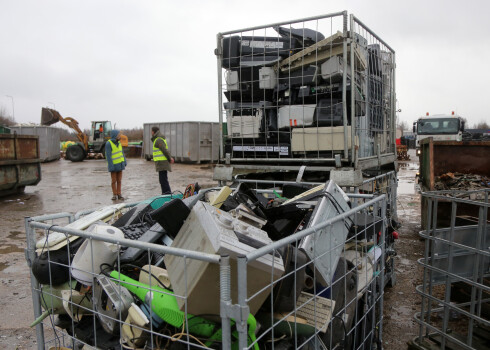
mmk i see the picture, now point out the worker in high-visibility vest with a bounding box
[105,129,127,200]
[151,126,174,194]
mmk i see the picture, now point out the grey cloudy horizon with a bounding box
[1,0,489,130]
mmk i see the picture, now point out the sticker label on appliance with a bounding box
[241,40,284,49]
[232,145,289,155]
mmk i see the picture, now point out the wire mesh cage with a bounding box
[411,189,490,350]
[25,179,394,350]
[216,12,396,171]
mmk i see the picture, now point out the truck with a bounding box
[41,108,128,162]
[413,112,465,155]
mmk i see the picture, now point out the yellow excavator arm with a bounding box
[41,108,88,151]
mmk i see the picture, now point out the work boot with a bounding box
[111,195,117,200]
[118,195,125,200]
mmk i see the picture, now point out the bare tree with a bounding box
[397,120,409,131]
[474,120,489,129]
[0,105,15,126]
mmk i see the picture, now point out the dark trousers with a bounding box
[158,170,171,194]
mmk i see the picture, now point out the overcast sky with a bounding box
[1,0,489,130]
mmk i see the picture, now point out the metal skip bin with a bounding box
[143,122,219,163]
[0,133,41,196]
[9,125,61,162]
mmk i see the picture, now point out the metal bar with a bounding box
[350,14,357,166]
[342,12,349,160]
[219,11,346,36]
[378,198,387,343]
[234,178,324,186]
[236,256,249,350]
[220,255,232,349]
[421,192,490,207]
[416,259,490,294]
[25,217,45,350]
[231,157,337,163]
[29,212,73,222]
[414,287,490,323]
[362,170,396,184]
[413,313,483,350]
[351,15,395,53]
[440,201,457,349]
[217,33,224,161]
[418,231,490,259]
[28,221,221,264]
[468,204,486,346]
[229,164,336,171]
[392,52,397,154]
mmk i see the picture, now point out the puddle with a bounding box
[398,179,416,195]
[0,245,24,254]
[7,231,24,240]
[396,305,414,317]
[398,258,411,266]
[92,168,108,173]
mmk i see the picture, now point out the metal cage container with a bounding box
[411,189,490,350]
[25,179,394,349]
[215,11,396,177]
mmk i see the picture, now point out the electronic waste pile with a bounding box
[27,180,397,350]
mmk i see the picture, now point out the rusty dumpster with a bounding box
[419,138,490,228]
[0,133,42,196]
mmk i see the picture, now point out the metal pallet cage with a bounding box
[25,178,395,350]
[411,189,490,350]
[216,11,396,174]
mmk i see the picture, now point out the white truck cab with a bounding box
[413,112,465,155]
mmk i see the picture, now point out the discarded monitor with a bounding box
[299,181,352,286]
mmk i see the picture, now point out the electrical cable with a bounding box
[170,318,208,348]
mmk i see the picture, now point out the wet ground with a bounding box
[0,153,422,349]
[0,158,215,349]
[383,149,424,348]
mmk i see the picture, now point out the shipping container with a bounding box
[0,133,41,196]
[143,122,219,163]
[10,125,61,162]
[214,11,397,185]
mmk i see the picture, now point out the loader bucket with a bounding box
[41,107,61,126]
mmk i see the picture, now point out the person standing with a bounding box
[151,126,174,194]
[106,129,127,200]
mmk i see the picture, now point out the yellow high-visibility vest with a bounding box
[153,137,168,161]
[108,140,124,164]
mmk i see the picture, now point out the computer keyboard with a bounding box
[120,223,169,264]
[119,222,151,241]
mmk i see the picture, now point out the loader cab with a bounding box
[90,121,112,142]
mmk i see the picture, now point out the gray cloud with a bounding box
[1,0,489,129]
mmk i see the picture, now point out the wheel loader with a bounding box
[41,107,128,162]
